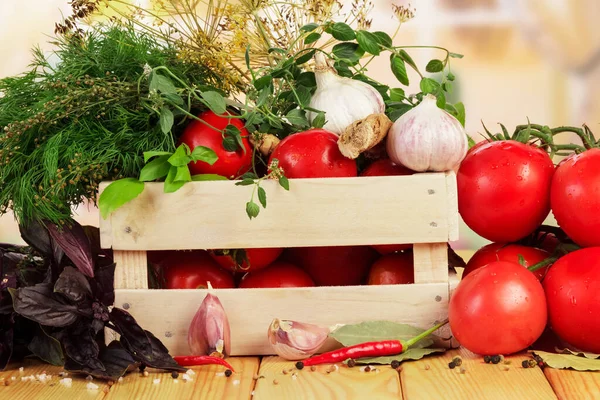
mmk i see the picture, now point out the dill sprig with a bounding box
[0,23,229,224]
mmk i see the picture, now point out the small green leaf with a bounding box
[286,109,309,127]
[447,71,456,81]
[304,32,321,44]
[164,166,185,193]
[159,107,174,134]
[467,134,476,148]
[332,43,364,63]
[454,102,466,127]
[278,176,290,191]
[442,81,453,93]
[354,348,447,365]
[254,75,273,91]
[398,50,418,71]
[295,86,312,107]
[296,49,316,65]
[191,174,228,181]
[330,22,355,41]
[241,172,259,180]
[449,52,464,59]
[296,72,316,88]
[334,60,353,77]
[372,31,393,47]
[420,78,440,94]
[98,178,145,219]
[139,155,170,182]
[312,112,326,128]
[356,30,381,55]
[222,136,237,152]
[224,124,241,138]
[246,201,260,219]
[150,73,177,94]
[174,165,191,182]
[389,88,405,102]
[388,104,413,121]
[167,145,191,167]
[144,151,171,162]
[257,186,267,208]
[390,55,409,86]
[300,23,319,32]
[164,92,184,105]
[256,87,271,107]
[235,178,255,186]
[191,146,218,165]
[201,91,227,115]
[425,59,445,73]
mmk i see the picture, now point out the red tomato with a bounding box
[178,110,252,179]
[457,140,555,242]
[551,149,600,247]
[463,243,551,281]
[543,247,600,353]
[449,261,547,355]
[360,158,414,254]
[286,245,378,286]
[367,252,414,285]
[238,261,315,288]
[209,248,283,273]
[268,129,357,178]
[162,250,235,289]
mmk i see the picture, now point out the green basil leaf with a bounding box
[295,85,312,107]
[373,31,393,47]
[330,22,355,41]
[390,55,409,85]
[256,87,271,107]
[222,136,237,152]
[164,92,184,106]
[191,146,218,165]
[167,145,190,167]
[286,109,309,127]
[143,151,171,163]
[420,77,440,94]
[224,124,241,138]
[312,112,326,128]
[173,165,191,182]
[454,102,466,127]
[164,166,185,193]
[242,172,259,180]
[235,178,255,186]
[191,174,228,181]
[334,60,353,77]
[398,50,418,71]
[449,52,464,59]
[304,32,321,45]
[425,59,445,73]
[356,30,381,55]
[278,176,290,191]
[388,104,413,122]
[200,91,227,115]
[389,88,405,102]
[139,155,170,182]
[442,81,453,93]
[150,73,177,94]
[98,178,144,219]
[159,107,174,134]
[296,49,316,65]
[246,201,260,219]
[436,91,446,109]
[257,186,267,208]
[447,72,456,81]
[254,75,273,91]
[300,23,319,32]
[332,43,364,63]
[296,72,316,88]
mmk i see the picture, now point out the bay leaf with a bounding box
[558,347,600,359]
[532,350,600,371]
[330,320,434,349]
[353,347,447,365]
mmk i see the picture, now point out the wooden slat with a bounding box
[104,357,259,400]
[99,172,457,251]
[252,356,402,399]
[113,250,148,290]
[0,358,108,400]
[544,368,600,400]
[413,243,449,284]
[445,171,459,242]
[114,278,454,356]
[400,348,558,400]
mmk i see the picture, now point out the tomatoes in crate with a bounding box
[367,252,414,285]
[209,248,283,273]
[161,250,235,289]
[238,261,315,288]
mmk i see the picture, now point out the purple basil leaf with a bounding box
[57,323,102,371]
[10,283,84,327]
[18,220,53,257]
[90,262,115,306]
[54,267,92,304]
[82,226,113,262]
[47,221,94,278]
[64,341,137,380]
[109,308,152,359]
[0,321,13,370]
[28,325,64,366]
[91,318,105,335]
[141,330,185,372]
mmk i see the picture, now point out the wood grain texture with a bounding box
[114,278,453,356]
[113,250,148,290]
[104,357,259,400]
[413,243,449,284]
[0,358,108,400]
[544,368,600,400]
[400,348,558,400]
[253,356,401,400]
[445,171,459,242]
[98,172,457,251]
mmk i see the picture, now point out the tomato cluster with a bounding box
[450,138,600,356]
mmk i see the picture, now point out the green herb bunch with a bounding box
[0,23,228,225]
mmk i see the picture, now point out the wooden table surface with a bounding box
[2,349,599,399]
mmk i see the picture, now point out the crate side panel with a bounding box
[115,282,451,356]
[102,174,452,250]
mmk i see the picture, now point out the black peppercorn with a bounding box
[491,355,501,364]
[483,355,491,363]
[225,369,232,377]
[521,360,530,368]
[171,371,179,379]
[391,360,400,369]
[448,361,456,369]
[295,361,304,370]
[347,359,356,368]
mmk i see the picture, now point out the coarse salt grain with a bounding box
[182,373,192,382]
[292,374,297,381]
[251,390,255,397]
[11,377,15,381]
[18,367,24,373]
[233,380,240,386]
[153,378,160,384]
[118,377,124,383]
[173,379,179,384]
[86,382,99,390]
[37,373,48,383]
[215,372,225,377]
[21,377,29,382]
[60,378,72,388]
[186,369,195,376]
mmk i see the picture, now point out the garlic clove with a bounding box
[267,318,330,360]
[308,53,385,135]
[188,284,231,357]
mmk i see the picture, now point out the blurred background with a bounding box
[1,0,599,250]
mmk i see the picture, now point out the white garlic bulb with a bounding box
[386,94,468,172]
[308,52,385,135]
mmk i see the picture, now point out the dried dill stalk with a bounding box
[0,23,228,225]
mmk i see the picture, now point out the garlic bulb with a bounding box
[308,52,385,135]
[386,94,468,171]
[188,287,231,357]
[267,318,329,361]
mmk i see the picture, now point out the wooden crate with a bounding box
[99,171,460,356]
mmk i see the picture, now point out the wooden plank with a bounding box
[0,358,108,400]
[113,250,148,289]
[400,348,558,400]
[104,357,259,400]
[544,368,600,400]
[114,278,453,356]
[413,243,449,284]
[252,356,401,399]
[99,173,455,251]
[445,171,460,241]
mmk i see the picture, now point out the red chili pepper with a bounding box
[173,355,235,372]
[299,340,403,367]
